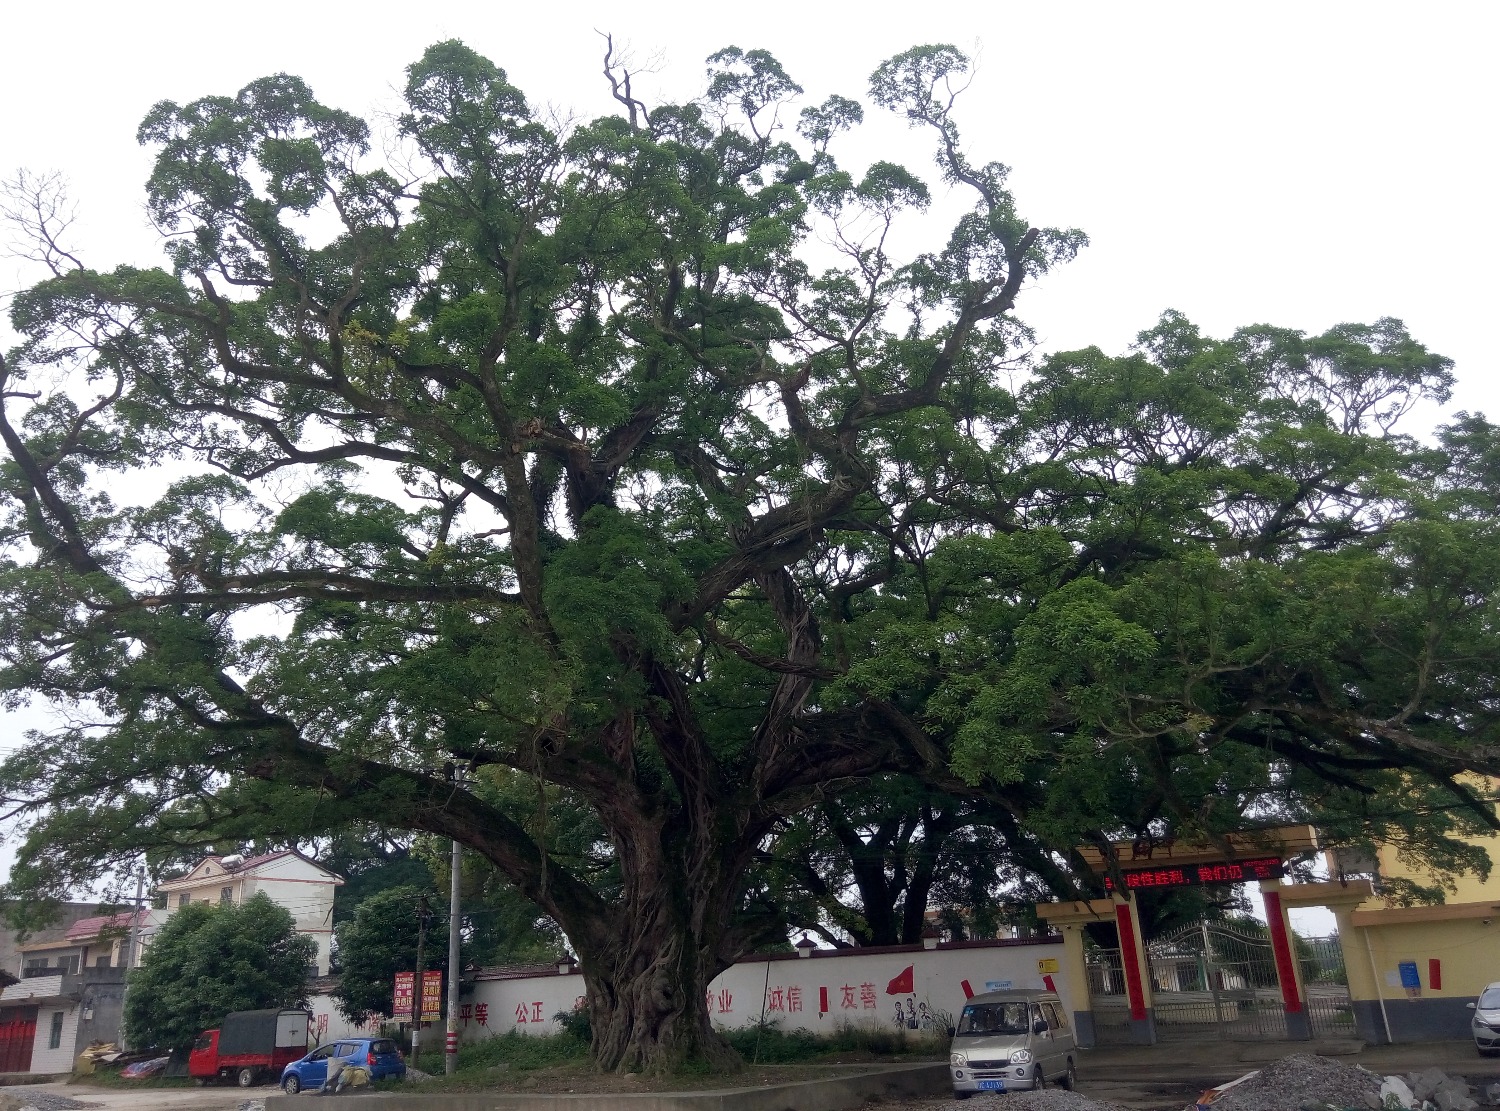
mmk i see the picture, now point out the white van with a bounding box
[947,989,1078,1096]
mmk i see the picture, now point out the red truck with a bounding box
[188,1008,311,1087]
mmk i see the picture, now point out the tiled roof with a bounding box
[64,911,145,942]
[227,850,294,872]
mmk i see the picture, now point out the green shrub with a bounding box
[722,1018,930,1063]
[452,1029,591,1074]
[553,1003,592,1044]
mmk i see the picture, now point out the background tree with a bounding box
[2,36,1497,1075]
[122,893,314,1050]
[757,778,1066,946]
[331,885,446,1025]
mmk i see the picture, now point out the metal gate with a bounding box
[1083,945,1134,1044]
[0,1006,36,1073]
[1298,934,1354,1037]
[1145,921,1285,1040]
[1085,921,1346,1043]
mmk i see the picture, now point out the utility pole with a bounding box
[412,894,429,1069]
[445,836,462,1075]
[128,867,145,969]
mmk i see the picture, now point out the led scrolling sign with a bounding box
[1103,855,1284,892]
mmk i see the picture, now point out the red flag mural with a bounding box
[885,965,914,995]
[960,979,974,999]
[819,986,829,1014]
[1042,974,1057,993]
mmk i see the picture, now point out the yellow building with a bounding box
[1318,778,1500,1044]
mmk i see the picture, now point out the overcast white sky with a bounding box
[0,1,1495,914]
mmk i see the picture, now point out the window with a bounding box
[48,1011,64,1050]
[956,1002,1029,1035]
[1031,1004,1049,1031]
[94,955,111,968]
[177,893,190,908]
[220,886,233,905]
[1043,1002,1067,1031]
[60,955,80,976]
[23,961,48,978]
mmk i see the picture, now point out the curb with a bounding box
[264,1061,949,1111]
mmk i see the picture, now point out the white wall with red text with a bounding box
[450,939,1064,1042]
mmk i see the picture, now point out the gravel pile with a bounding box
[1209,1055,1380,1111]
[237,1101,266,1111]
[0,1092,91,1111]
[906,1091,1126,1111]
[405,1066,433,1082]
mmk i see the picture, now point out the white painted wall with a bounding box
[456,941,1065,1043]
[29,1002,80,1075]
[306,992,384,1046]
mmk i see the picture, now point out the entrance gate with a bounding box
[1146,921,1285,1040]
[1298,934,1355,1037]
[1084,923,1353,1043]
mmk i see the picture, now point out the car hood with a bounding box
[954,1033,1029,1058]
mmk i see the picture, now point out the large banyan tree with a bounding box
[2,39,1499,1071]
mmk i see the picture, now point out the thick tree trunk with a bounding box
[583,915,739,1074]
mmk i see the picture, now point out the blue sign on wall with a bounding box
[1398,961,1421,990]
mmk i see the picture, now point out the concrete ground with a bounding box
[0,1078,273,1108]
[1074,1038,1500,1109]
[9,1041,1500,1111]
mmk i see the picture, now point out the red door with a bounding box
[0,1006,37,1073]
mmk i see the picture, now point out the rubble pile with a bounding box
[1201,1056,1490,1111]
[958,1091,1125,1111]
[0,1093,89,1111]
[1379,1067,1480,1111]
[1207,1055,1381,1111]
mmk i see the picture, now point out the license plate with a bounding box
[978,1081,1005,1091]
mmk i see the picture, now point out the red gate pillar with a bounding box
[1260,880,1312,1040]
[1112,891,1157,1045]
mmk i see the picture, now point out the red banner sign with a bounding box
[421,973,443,1021]
[393,971,415,1020]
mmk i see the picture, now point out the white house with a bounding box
[148,850,343,976]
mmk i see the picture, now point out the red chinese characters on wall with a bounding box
[704,987,735,1015]
[474,1003,489,1027]
[514,1002,546,1023]
[459,1003,473,1027]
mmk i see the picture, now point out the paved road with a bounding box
[0,1079,272,1109]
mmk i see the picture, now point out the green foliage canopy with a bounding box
[122,892,315,1051]
[0,35,1497,1070]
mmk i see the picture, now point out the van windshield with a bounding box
[193,1034,213,1051]
[956,1002,1030,1036]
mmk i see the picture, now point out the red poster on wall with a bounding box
[393,972,415,1020]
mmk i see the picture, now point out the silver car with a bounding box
[948,989,1078,1096]
[1470,981,1500,1057]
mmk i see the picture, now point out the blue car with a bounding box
[280,1037,406,1093]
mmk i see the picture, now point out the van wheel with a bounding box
[1061,1060,1077,1090]
[1035,1069,1047,1091]
[237,1067,257,1087]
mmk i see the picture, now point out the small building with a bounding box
[147,851,343,976]
[0,913,138,1073]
